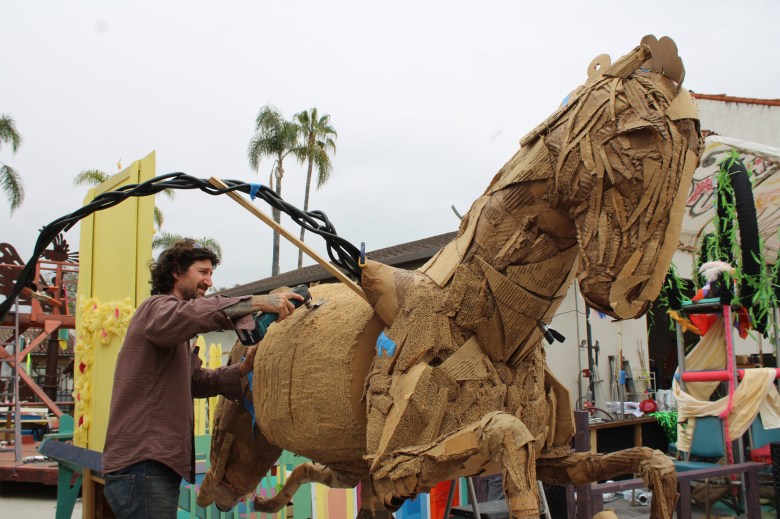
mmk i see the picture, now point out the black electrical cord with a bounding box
[0,173,363,322]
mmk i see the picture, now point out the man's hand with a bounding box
[239,345,257,377]
[253,292,304,321]
[224,291,306,321]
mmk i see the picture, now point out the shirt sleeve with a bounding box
[190,349,244,400]
[141,295,251,348]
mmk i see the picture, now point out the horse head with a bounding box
[365,37,702,333]
[482,36,702,321]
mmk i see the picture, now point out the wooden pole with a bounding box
[207,177,368,302]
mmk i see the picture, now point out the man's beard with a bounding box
[184,284,208,300]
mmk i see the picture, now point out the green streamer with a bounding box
[651,411,678,444]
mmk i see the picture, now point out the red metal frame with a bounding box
[0,259,78,420]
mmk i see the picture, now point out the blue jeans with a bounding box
[103,459,182,518]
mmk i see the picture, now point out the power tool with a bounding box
[236,284,312,346]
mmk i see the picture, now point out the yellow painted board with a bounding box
[74,152,156,451]
[194,337,207,436]
[207,342,223,434]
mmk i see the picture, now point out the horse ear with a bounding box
[586,54,611,80]
[640,35,685,84]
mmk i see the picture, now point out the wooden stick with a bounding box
[208,177,368,301]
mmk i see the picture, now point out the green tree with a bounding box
[73,168,173,229]
[0,114,24,213]
[152,231,223,260]
[247,105,300,276]
[293,107,337,269]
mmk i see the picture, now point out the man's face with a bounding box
[172,259,214,300]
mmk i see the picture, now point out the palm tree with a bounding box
[293,108,337,269]
[0,114,24,213]
[152,231,223,260]
[247,105,300,276]
[74,168,173,229]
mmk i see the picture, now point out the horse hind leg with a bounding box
[253,463,361,514]
[536,447,677,519]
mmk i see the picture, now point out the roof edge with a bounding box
[691,92,780,107]
[216,231,457,297]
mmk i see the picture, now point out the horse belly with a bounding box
[253,283,383,466]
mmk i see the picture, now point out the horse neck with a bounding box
[451,176,580,363]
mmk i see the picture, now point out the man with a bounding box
[102,239,303,518]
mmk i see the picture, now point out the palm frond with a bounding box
[158,188,175,201]
[249,106,301,173]
[1,163,24,212]
[152,232,223,260]
[255,105,284,131]
[248,135,280,171]
[0,115,22,153]
[320,135,337,154]
[198,237,223,259]
[153,206,164,229]
[313,148,333,188]
[152,231,184,252]
[73,169,109,187]
[293,108,337,186]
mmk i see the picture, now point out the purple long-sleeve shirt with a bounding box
[103,294,250,482]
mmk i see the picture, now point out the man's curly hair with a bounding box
[150,239,220,295]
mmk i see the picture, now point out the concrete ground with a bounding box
[0,481,82,518]
[603,490,776,518]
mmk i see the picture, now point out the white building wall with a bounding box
[546,284,652,413]
[695,98,780,148]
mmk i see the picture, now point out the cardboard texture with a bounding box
[197,343,283,510]
[200,36,701,519]
[254,283,383,467]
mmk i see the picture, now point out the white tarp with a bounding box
[680,135,780,264]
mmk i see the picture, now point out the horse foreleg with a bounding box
[536,447,677,519]
[253,463,360,513]
[372,411,540,519]
[478,412,539,517]
[357,477,394,519]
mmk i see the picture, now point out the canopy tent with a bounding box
[680,135,780,264]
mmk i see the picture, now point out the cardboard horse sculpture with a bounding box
[198,36,702,519]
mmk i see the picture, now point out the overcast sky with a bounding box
[2,1,779,290]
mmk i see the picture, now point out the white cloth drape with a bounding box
[673,316,780,452]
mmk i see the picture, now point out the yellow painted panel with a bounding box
[74,152,156,451]
[194,337,207,436]
[207,342,223,434]
[135,152,156,300]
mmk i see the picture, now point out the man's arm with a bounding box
[191,345,256,400]
[222,292,304,322]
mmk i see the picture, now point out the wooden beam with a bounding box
[82,469,97,519]
[208,177,368,301]
[0,313,75,329]
[18,320,61,359]
[17,367,63,418]
[0,342,13,361]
